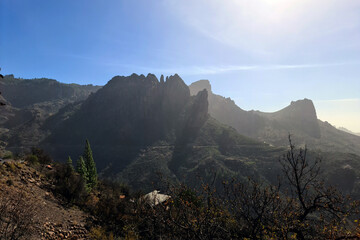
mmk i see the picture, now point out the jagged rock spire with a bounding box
[160,75,164,84]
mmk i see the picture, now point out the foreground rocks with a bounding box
[41,221,88,240]
[0,161,91,239]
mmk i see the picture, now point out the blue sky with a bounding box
[1,0,360,132]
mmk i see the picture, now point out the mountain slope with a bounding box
[42,74,283,190]
[2,74,360,195]
[255,98,320,138]
[0,74,101,108]
[0,75,102,152]
[189,80,268,137]
[0,161,90,239]
[189,80,360,156]
[338,127,360,137]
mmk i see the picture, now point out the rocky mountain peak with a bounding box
[165,74,189,92]
[272,98,321,138]
[288,98,318,120]
[186,89,209,130]
[43,73,210,169]
[189,80,212,96]
[290,98,314,108]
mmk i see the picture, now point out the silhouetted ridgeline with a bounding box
[190,80,360,156]
[0,75,101,150]
[0,74,101,107]
[41,74,282,190]
[1,73,360,194]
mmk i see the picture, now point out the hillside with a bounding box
[0,161,91,239]
[338,126,360,137]
[2,74,360,193]
[2,151,360,239]
[41,74,284,190]
[189,80,360,156]
[1,73,360,240]
[0,75,101,108]
[0,75,101,152]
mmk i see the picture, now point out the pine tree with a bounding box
[76,156,87,180]
[83,139,97,189]
[67,156,74,171]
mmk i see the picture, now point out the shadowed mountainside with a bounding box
[189,80,360,156]
[0,74,101,108]
[338,126,360,137]
[41,74,284,190]
[0,75,101,151]
[2,74,360,193]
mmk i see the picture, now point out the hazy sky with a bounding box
[1,0,359,132]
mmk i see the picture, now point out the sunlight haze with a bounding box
[1,0,359,131]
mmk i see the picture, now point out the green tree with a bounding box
[67,156,74,171]
[83,139,97,190]
[76,156,88,180]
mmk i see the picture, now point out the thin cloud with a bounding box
[107,62,360,76]
[60,52,360,76]
[316,98,360,103]
[267,62,355,69]
[173,62,360,75]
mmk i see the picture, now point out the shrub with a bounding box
[51,163,87,203]
[25,155,38,165]
[89,226,114,240]
[0,185,39,239]
[3,152,13,159]
[30,147,52,164]
[6,162,17,173]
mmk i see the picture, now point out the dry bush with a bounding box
[0,185,40,240]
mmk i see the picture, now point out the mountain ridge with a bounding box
[1,73,360,192]
[0,74,101,108]
[0,75,102,152]
[40,74,284,190]
[189,79,360,156]
[338,126,360,137]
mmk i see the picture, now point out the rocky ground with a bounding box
[0,160,92,239]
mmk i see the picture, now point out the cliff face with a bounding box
[46,74,205,145]
[189,80,360,157]
[262,99,321,139]
[43,74,285,191]
[189,81,321,140]
[178,89,209,144]
[189,80,212,96]
[189,80,266,137]
[190,80,322,140]
[43,74,209,171]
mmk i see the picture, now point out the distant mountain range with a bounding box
[1,74,360,193]
[189,80,360,157]
[0,75,100,149]
[41,74,282,190]
[0,74,101,108]
[338,127,360,137]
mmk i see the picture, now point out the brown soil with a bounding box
[0,161,91,239]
